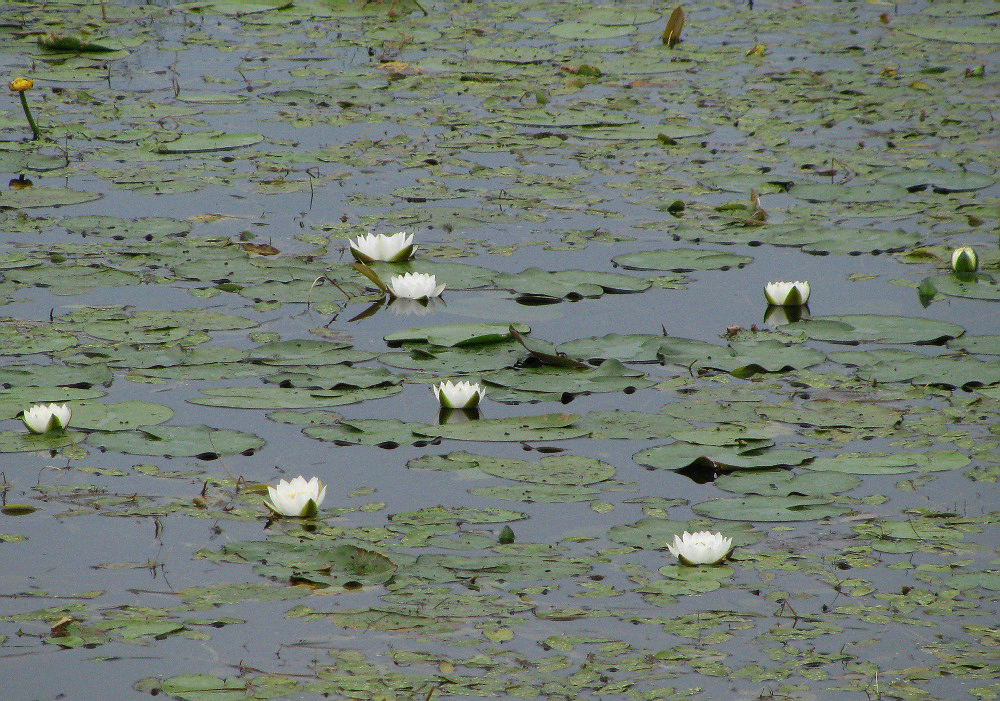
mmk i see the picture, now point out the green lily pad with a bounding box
[756,400,903,428]
[263,365,400,390]
[904,25,1000,44]
[0,430,87,453]
[248,339,377,366]
[831,348,1000,388]
[483,359,653,396]
[189,386,401,409]
[804,451,970,475]
[0,187,102,209]
[304,418,436,447]
[380,346,521,373]
[788,182,910,203]
[692,496,850,522]
[612,248,752,272]
[715,469,860,496]
[87,425,264,458]
[780,314,965,345]
[416,413,588,442]
[879,169,996,193]
[453,451,614,485]
[634,442,812,472]
[221,539,397,587]
[0,364,112,388]
[385,323,530,348]
[492,267,650,301]
[70,401,174,431]
[469,484,601,503]
[153,131,264,154]
[609,518,762,549]
[919,273,1000,302]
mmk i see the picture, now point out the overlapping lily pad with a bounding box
[780,315,965,345]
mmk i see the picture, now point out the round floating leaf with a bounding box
[389,505,526,525]
[0,187,102,209]
[0,364,112,388]
[613,248,752,272]
[609,518,762,549]
[153,131,264,153]
[581,8,660,25]
[469,484,601,503]
[493,267,650,300]
[548,21,636,40]
[804,451,970,475]
[780,314,964,345]
[222,540,397,587]
[756,400,902,428]
[788,183,909,203]
[557,334,666,363]
[575,410,689,439]
[304,418,434,447]
[380,347,520,373]
[692,496,850,522]
[0,430,86,453]
[248,339,376,366]
[919,273,1000,302]
[263,365,400,390]
[944,572,1000,591]
[715,469,860,496]
[904,25,1000,44]
[460,453,615,485]
[71,401,173,431]
[88,425,264,457]
[576,124,710,140]
[831,347,1000,388]
[385,323,530,348]
[634,442,812,471]
[484,360,653,395]
[879,169,996,193]
[415,413,588,442]
[189,386,401,409]
[467,46,557,64]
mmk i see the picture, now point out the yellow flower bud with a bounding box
[9,78,34,92]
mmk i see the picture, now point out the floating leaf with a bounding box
[780,314,964,345]
[87,425,264,458]
[153,131,264,154]
[693,496,850,522]
[613,248,752,272]
[385,323,530,348]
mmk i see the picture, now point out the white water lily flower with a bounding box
[387,272,445,300]
[22,403,72,433]
[265,475,326,518]
[432,380,485,409]
[349,232,415,263]
[764,280,810,306]
[951,246,978,273]
[667,530,733,566]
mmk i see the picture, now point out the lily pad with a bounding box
[385,323,529,348]
[87,425,264,458]
[634,442,812,472]
[70,401,174,431]
[804,451,970,475]
[189,386,401,409]
[221,539,397,587]
[153,131,264,154]
[715,469,860,496]
[613,248,752,272]
[692,496,850,522]
[780,315,964,345]
[0,187,102,209]
[453,451,615,485]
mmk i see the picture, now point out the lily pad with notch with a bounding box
[779,314,964,345]
[221,539,397,587]
[612,248,752,272]
[692,495,850,522]
[189,386,401,409]
[87,424,264,458]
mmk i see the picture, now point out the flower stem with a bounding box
[18,91,41,140]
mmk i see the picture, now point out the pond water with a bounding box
[1,0,998,699]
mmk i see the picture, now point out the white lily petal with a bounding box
[387,272,445,300]
[266,475,327,517]
[667,530,732,565]
[432,380,485,409]
[22,403,71,433]
[764,280,810,306]
[349,232,415,262]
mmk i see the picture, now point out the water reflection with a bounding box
[763,303,810,326]
[438,407,481,424]
[390,297,446,316]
